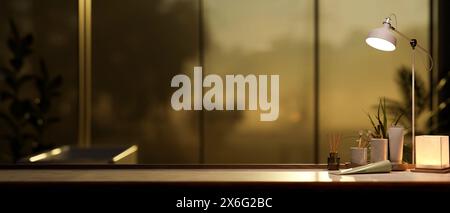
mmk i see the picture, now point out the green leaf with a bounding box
[393,112,404,126]
[377,99,381,121]
[367,113,377,131]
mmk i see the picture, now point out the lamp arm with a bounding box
[390,27,434,72]
[390,28,427,52]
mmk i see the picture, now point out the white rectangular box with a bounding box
[416,135,449,169]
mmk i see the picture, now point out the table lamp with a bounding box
[365,14,434,165]
[415,135,449,171]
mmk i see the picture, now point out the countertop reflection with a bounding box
[0,169,450,182]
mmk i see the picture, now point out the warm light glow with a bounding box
[29,153,48,162]
[365,37,396,51]
[416,135,449,169]
[50,148,62,155]
[28,148,63,162]
[113,145,138,162]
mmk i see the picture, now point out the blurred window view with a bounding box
[202,0,314,163]
[91,0,201,164]
[0,0,78,163]
[0,0,436,164]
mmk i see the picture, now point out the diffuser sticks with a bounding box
[328,133,342,154]
[327,133,342,170]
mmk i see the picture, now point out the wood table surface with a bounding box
[1,165,449,206]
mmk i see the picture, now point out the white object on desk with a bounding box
[370,138,387,162]
[351,147,367,165]
[388,126,404,163]
[416,135,449,169]
[330,160,392,175]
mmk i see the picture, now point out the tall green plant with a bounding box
[367,98,388,138]
[367,98,404,139]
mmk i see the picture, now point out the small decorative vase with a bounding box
[327,152,340,170]
[350,147,367,165]
[388,126,404,164]
[370,138,388,163]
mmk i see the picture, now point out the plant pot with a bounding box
[388,126,404,164]
[350,147,367,165]
[370,138,388,163]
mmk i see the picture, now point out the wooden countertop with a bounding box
[1,166,450,207]
[1,168,450,183]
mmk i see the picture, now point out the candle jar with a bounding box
[327,152,340,170]
[351,147,368,165]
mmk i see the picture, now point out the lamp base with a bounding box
[411,167,450,173]
[391,162,408,171]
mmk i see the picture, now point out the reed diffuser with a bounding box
[327,133,342,170]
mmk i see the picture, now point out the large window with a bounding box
[0,0,432,164]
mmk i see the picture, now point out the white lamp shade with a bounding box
[365,24,397,51]
[416,135,449,169]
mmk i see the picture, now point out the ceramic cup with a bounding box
[351,147,368,165]
[370,138,388,163]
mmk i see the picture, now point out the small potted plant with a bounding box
[350,130,369,165]
[367,98,389,163]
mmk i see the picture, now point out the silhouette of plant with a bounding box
[385,66,449,134]
[384,66,450,162]
[367,97,403,139]
[0,20,62,162]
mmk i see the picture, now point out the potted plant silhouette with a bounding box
[367,98,403,163]
[0,20,62,163]
[384,66,450,163]
[367,98,389,163]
